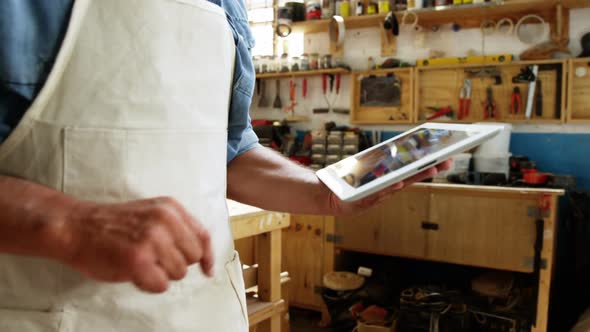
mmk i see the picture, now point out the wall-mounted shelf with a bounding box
[290,0,573,58]
[350,68,414,124]
[256,68,350,80]
[567,57,590,123]
[291,0,573,33]
[415,59,567,124]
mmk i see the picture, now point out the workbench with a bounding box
[228,200,290,332]
[282,183,564,332]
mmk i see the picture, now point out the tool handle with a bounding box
[329,74,335,93]
[303,78,307,98]
[322,74,327,95]
[336,74,341,94]
[535,80,543,117]
[289,80,295,101]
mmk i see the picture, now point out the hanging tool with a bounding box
[482,86,497,119]
[273,79,282,109]
[426,106,454,120]
[458,79,471,120]
[510,87,522,114]
[513,65,539,119]
[258,79,269,107]
[535,80,543,117]
[302,78,307,99]
[282,79,297,114]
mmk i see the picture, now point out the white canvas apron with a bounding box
[0,0,248,331]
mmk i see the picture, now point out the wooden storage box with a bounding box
[568,57,590,123]
[415,60,567,124]
[350,68,414,124]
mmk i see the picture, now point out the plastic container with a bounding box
[434,153,471,182]
[474,122,512,156]
[474,153,512,177]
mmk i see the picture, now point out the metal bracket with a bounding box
[326,234,343,244]
[523,257,547,270]
[528,206,550,219]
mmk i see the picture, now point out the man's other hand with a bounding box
[51,197,213,293]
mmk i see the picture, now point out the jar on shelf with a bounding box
[291,56,300,71]
[321,54,332,69]
[253,56,261,73]
[301,53,310,71]
[260,56,269,73]
[280,53,290,72]
[367,1,378,14]
[378,0,389,13]
[268,55,279,72]
[310,53,320,70]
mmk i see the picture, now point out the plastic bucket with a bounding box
[473,153,512,177]
[474,122,512,156]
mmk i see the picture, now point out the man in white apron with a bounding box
[0,0,450,331]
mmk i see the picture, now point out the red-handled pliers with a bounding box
[510,87,522,114]
[458,79,471,120]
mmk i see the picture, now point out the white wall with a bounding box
[250,8,590,134]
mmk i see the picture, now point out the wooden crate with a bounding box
[415,60,567,124]
[568,57,590,123]
[350,68,414,124]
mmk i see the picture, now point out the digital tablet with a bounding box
[316,123,504,202]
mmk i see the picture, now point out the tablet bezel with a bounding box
[316,123,503,202]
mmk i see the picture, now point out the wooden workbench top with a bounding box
[227,200,290,240]
[409,182,565,196]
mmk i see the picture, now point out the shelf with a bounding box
[415,59,567,124]
[247,298,285,327]
[290,0,579,34]
[567,57,590,123]
[256,68,350,79]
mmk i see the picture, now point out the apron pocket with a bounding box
[63,127,227,203]
[224,251,249,325]
[0,308,67,332]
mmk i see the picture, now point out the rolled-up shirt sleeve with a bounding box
[225,1,260,163]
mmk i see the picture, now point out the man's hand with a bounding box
[327,160,453,217]
[54,197,213,293]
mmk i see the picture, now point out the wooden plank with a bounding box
[256,68,350,80]
[407,182,565,196]
[231,211,289,240]
[282,215,326,310]
[532,195,559,332]
[426,191,539,272]
[258,230,282,302]
[243,264,259,290]
[235,237,256,266]
[568,57,590,122]
[257,229,282,332]
[336,191,430,258]
[247,298,286,327]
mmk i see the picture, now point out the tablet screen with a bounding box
[330,128,473,188]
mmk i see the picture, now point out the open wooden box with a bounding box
[415,59,567,124]
[350,68,414,124]
[568,57,590,123]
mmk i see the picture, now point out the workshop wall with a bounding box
[250,8,590,189]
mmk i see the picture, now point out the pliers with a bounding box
[510,87,522,114]
[458,79,472,120]
[427,106,453,120]
[483,86,497,119]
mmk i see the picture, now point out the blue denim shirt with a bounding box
[0,0,258,163]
